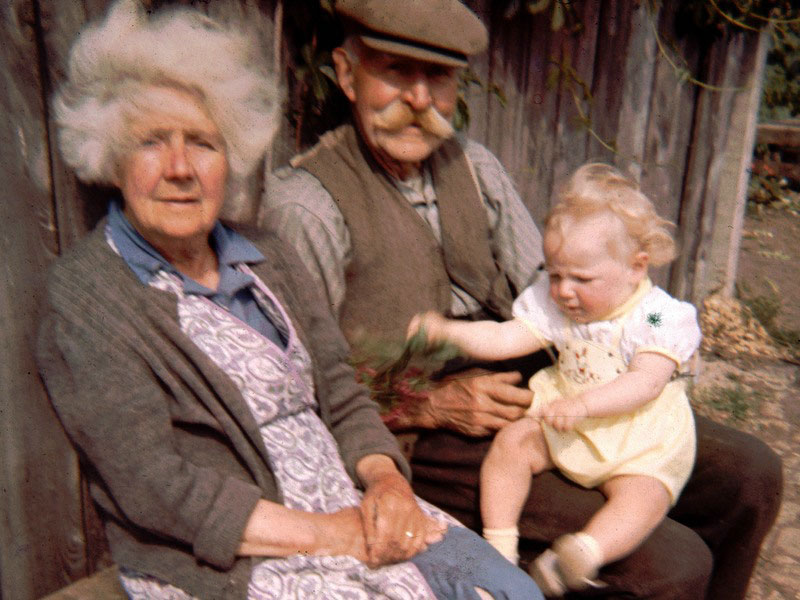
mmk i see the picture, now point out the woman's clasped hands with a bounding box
[355,454,446,567]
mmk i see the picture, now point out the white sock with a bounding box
[483,526,520,564]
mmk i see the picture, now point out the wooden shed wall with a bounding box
[0,1,765,598]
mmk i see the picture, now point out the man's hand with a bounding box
[357,455,445,567]
[389,369,532,437]
[531,396,588,432]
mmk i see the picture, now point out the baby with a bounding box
[410,163,701,596]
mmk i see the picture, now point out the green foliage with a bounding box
[281,1,351,149]
[349,329,463,414]
[761,28,800,120]
[502,0,583,33]
[693,383,760,422]
[675,1,798,38]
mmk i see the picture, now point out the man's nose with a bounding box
[402,77,433,111]
[164,134,191,179]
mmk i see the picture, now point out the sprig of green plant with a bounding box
[349,329,463,414]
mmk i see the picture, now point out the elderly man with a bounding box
[263,1,782,598]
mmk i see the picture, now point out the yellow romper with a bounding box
[517,279,697,504]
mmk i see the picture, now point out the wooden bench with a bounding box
[41,567,126,600]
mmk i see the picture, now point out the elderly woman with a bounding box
[36,2,542,599]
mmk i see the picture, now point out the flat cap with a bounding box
[335,0,488,68]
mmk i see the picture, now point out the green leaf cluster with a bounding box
[675,0,798,38]
[349,329,463,414]
[761,28,800,120]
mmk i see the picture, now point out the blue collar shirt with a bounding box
[107,200,286,348]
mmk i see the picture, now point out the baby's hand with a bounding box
[532,396,588,432]
[407,311,449,343]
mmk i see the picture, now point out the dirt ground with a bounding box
[691,205,800,600]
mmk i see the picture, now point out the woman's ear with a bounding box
[332,47,357,103]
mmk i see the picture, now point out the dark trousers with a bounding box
[410,415,782,599]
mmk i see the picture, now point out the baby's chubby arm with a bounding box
[532,352,677,431]
[408,312,546,361]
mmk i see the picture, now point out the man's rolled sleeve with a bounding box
[263,169,352,316]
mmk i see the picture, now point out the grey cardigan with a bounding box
[36,220,410,599]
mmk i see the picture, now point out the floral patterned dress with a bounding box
[120,262,457,599]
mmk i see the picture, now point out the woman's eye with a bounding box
[576,277,592,284]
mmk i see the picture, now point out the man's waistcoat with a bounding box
[294,123,513,345]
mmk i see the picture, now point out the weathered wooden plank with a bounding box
[483,6,541,194]
[637,4,701,289]
[481,5,565,223]
[586,0,636,165]
[513,8,563,223]
[669,27,756,304]
[547,0,601,190]
[38,1,111,251]
[608,2,658,181]
[35,1,121,586]
[756,120,800,148]
[0,2,87,599]
[463,0,492,145]
[708,30,769,298]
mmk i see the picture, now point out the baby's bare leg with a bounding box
[480,417,553,563]
[481,417,553,529]
[584,474,671,564]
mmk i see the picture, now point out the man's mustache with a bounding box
[372,100,455,139]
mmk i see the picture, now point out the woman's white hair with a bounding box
[53,0,282,185]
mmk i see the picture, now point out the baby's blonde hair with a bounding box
[545,163,677,266]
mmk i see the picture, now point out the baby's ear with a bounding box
[631,251,650,274]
